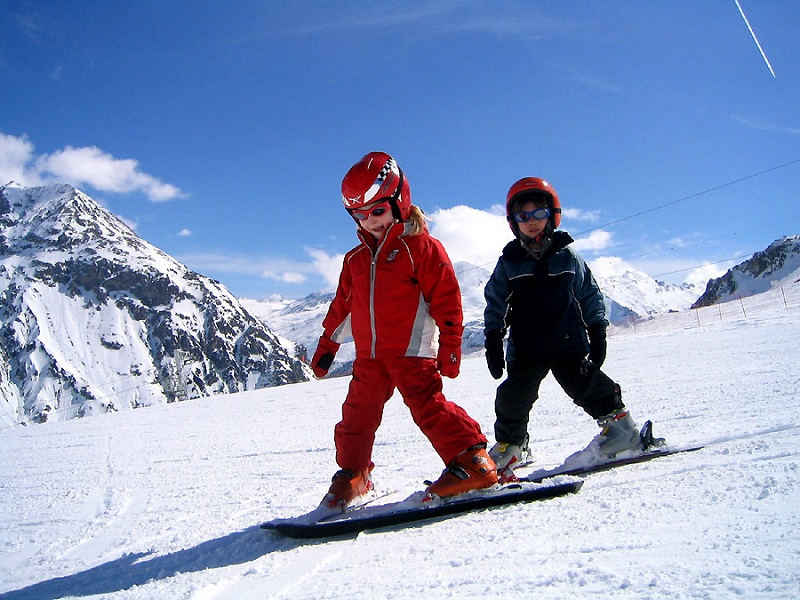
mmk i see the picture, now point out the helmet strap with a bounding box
[389,170,405,221]
[519,225,554,257]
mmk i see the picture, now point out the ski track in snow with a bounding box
[1,286,799,599]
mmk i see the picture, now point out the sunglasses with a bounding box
[349,200,392,221]
[509,207,551,223]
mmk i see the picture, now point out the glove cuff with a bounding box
[318,334,340,353]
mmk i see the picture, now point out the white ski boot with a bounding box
[489,434,531,482]
[596,408,640,456]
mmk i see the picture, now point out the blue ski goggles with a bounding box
[509,207,551,223]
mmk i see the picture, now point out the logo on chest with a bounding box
[385,249,400,263]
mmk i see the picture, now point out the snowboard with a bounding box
[262,480,583,539]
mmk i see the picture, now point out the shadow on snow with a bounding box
[0,526,310,600]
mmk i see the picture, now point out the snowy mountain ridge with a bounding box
[0,182,309,427]
[692,234,800,307]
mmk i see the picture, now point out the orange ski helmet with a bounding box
[505,177,562,231]
[341,151,412,220]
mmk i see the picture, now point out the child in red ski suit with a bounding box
[310,151,497,508]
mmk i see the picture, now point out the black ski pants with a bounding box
[494,357,624,446]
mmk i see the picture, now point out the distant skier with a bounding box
[483,177,643,482]
[310,151,497,509]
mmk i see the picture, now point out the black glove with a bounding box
[587,324,607,368]
[484,330,505,380]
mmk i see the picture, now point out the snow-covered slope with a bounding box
[0,183,309,426]
[1,283,797,598]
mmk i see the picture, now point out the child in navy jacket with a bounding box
[483,177,641,481]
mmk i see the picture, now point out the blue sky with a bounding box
[2,1,799,299]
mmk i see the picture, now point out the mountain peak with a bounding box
[1,183,309,426]
[1,181,78,214]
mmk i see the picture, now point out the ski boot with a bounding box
[426,445,498,499]
[489,434,531,483]
[595,408,640,456]
[321,462,374,509]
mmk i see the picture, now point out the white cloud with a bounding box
[178,249,338,288]
[572,229,614,253]
[684,263,727,287]
[262,270,307,284]
[428,205,510,269]
[306,248,345,290]
[587,255,641,279]
[178,229,193,237]
[563,207,601,222]
[36,145,184,201]
[667,236,690,248]
[0,131,184,201]
[0,132,41,185]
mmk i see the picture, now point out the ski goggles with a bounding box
[349,200,392,221]
[509,207,551,223]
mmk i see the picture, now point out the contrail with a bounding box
[734,0,776,78]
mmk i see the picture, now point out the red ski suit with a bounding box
[322,221,487,471]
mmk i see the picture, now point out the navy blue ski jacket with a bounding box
[483,231,608,363]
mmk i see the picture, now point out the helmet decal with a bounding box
[341,152,412,220]
[342,157,398,207]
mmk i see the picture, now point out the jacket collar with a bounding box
[356,220,409,251]
[503,230,574,261]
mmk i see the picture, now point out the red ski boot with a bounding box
[426,445,498,499]
[321,463,375,509]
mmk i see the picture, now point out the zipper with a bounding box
[369,253,378,357]
[369,234,390,358]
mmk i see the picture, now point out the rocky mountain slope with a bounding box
[0,183,309,426]
[692,235,800,308]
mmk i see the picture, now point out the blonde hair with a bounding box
[405,205,428,236]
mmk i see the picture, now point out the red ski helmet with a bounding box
[341,152,412,221]
[505,177,562,231]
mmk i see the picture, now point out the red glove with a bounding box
[311,335,340,379]
[437,326,463,379]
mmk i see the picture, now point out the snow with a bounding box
[1,285,799,599]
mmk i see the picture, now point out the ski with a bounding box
[260,488,399,531]
[520,445,703,482]
[262,480,583,539]
[520,421,703,483]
